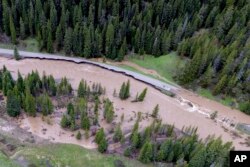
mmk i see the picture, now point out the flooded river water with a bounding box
[0,57,249,150]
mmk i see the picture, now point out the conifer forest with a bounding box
[0,0,249,166]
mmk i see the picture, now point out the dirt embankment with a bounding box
[0,57,249,150]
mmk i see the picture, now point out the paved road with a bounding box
[0,48,178,94]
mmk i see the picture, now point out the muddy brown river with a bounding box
[0,57,249,150]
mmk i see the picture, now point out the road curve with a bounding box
[0,48,178,94]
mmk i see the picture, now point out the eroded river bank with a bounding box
[0,56,249,150]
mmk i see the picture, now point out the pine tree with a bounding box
[70,117,76,131]
[14,46,21,60]
[78,80,86,98]
[85,130,90,139]
[124,80,130,98]
[95,128,105,144]
[104,99,114,123]
[37,93,54,116]
[61,114,70,128]
[7,90,21,117]
[67,102,74,116]
[98,137,108,153]
[105,22,115,56]
[2,71,15,96]
[137,88,147,102]
[76,98,87,116]
[47,20,53,53]
[134,28,141,53]
[189,148,207,167]
[83,27,92,58]
[113,124,123,142]
[200,65,213,88]
[138,141,153,163]
[17,71,24,93]
[152,104,159,118]
[119,82,126,99]
[2,0,10,35]
[131,131,141,149]
[118,38,127,61]
[64,28,73,55]
[9,15,16,44]
[76,131,82,140]
[25,92,36,117]
[55,25,63,51]
[81,116,90,130]
[19,17,26,39]
[50,1,57,34]
[213,75,227,95]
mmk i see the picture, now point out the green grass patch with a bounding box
[118,64,175,86]
[197,88,215,100]
[197,88,235,107]
[0,43,14,49]
[15,144,151,167]
[0,151,19,167]
[0,38,39,52]
[22,38,39,52]
[127,53,185,82]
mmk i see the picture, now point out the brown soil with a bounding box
[1,57,249,150]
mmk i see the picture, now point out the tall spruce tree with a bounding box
[7,90,21,117]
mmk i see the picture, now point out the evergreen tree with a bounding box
[47,20,53,53]
[9,15,16,44]
[78,80,86,98]
[81,116,90,130]
[76,131,82,140]
[98,137,108,153]
[64,28,73,55]
[213,75,227,95]
[119,80,130,100]
[124,80,130,98]
[55,25,63,51]
[119,82,126,99]
[25,92,36,117]
[189,148,207,167]
[200,65,213,88]
[2,0,10,35]
[17,71,24,93]
[7,90,21,117]
[137,88,147,102]
[95,128,105,144]
[61,114,70,128]
[19,17,26,39]
[104,99,114,123]
[14,46,21,60]
[138,141,153,163]
[117,38,127,61]
[105,22,115,56]
[37,93,54,116]
[152,104,159,118]
[67,102,74,116]
[2,70,15,96]
[113,124,123,142]
[84,27,92,58]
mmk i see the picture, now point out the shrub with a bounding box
[76,131,82,140]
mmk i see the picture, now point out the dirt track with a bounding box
[0,56,250,150]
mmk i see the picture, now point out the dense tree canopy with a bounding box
[0,0,249,113]
[1,0,248,59]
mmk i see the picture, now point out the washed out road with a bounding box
[0,48,177,93]
[0,48,250,150]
